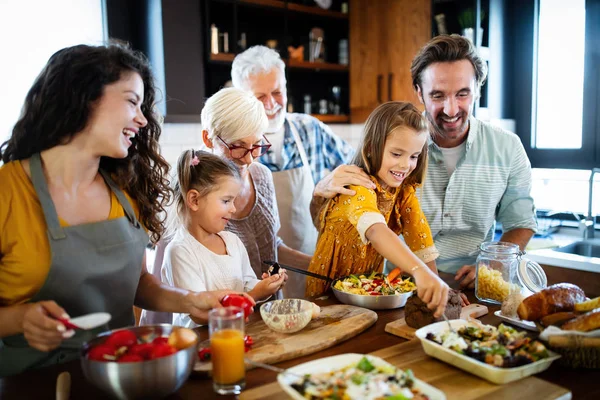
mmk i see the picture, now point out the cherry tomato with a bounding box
[88,344,117,361]
[369,291,383,296]
[221,294,254,318]
[105,330,138,349]
[152,337,169,346]
[129,343,154,360]
[244,335,254,348]
[150,343,177,359]
[118,354,144,363]
[244,335,254,352]
[198,347,211,362]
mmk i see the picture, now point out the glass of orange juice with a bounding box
[209,306,246,395]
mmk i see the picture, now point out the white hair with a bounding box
[231,45,286,90]
[201,87,268,142]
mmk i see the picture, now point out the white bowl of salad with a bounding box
[331,269,416,310]
[278,353,446,400]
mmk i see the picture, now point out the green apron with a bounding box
[0,153,148,377]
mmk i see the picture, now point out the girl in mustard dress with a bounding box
[306,102,449,316]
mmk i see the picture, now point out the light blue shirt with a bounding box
[417,117,537,273]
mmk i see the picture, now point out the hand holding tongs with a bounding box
[263,261,332,282]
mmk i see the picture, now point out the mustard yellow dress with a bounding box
[305,177,439,297]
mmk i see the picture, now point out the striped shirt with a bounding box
[416,117,537,273]
[258,113,354,183]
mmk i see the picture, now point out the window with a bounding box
[533,0,585,149]
[526,0,600,169]
[0,0,106,148]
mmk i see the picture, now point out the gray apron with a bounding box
[0,153,148,377]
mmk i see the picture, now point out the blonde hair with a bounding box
[231,45,286,90]
[352,101,429,186]
[165,150,241,238]
[201,87,268,143]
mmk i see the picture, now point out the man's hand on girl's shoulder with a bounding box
[313,165,374,199]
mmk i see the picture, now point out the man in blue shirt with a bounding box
[231,46,358,257]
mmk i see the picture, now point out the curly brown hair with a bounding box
[0,42,171,243]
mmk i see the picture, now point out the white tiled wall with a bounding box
[159,122,365,168]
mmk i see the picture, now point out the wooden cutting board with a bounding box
[240,340,571,400]
[385,303,489,340]
[196,305,377,372]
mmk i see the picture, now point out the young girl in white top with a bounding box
[162,150,287,327]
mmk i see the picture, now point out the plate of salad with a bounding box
[331,269,416,310]
[277,353,446,400]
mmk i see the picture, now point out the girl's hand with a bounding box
[413,267,449,318]
[22,301,74,352]
[251,272,287,300]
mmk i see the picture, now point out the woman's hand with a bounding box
[22,301,74,352]
[251,271,287,300]
[187,290,255,324]
[413,267,449,318]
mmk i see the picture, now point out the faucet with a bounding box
[584,168,600,240]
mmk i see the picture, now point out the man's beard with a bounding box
[265,108,287,133]
[424,110,469,142]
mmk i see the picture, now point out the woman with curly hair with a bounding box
[0,42,252,376]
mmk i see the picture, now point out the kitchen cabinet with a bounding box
[349,0,431,123]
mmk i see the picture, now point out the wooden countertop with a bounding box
[1,272,598,399]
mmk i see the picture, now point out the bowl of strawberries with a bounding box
[81,324,199,399]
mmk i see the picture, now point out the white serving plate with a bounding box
[494,310,538,331]
[415,319,561,385]
[277,353,446,400]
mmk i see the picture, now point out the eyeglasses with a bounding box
[216,135,272,159]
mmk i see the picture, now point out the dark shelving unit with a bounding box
[204,0,350,122]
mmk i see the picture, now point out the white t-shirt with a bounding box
[439,140,467,177]
[161,228,260,328]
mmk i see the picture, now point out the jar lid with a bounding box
[518,259,547,292]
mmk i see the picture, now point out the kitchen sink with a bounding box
[527,238,600,272]
[552,240,600,258]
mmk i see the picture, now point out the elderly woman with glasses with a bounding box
[200,87,312,274]
[140,88,311,325]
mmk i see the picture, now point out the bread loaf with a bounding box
[517,283,586,321]
[540,311,577,327]
[562,308,600,332]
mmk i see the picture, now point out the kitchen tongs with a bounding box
[263,260,333,282]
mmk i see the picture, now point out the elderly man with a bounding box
[231,46,364,257]
[314,35,537,290]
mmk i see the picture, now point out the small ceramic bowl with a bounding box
[260,299,313,333]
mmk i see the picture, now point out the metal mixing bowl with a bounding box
[331,280,414,310]
[81,324,198,399]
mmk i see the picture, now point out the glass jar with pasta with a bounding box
[475,241,547,305]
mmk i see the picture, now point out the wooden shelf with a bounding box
[239,0,284,9]
[209,53,235,63]
[287,3,348,19]
[287,59,348,71]
[209,54,348,72]
[237,0,347,19]
[311,114,349,123]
